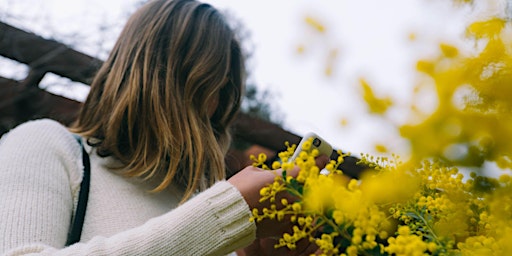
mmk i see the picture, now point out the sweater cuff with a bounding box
[194,181,256,250]
[142,180,257,255]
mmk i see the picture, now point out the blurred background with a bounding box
[1,0,508,158]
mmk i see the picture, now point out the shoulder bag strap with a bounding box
[65,135,91,246]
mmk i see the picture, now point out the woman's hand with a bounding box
[227,155,329,239]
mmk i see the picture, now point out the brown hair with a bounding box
[71,0,244,201]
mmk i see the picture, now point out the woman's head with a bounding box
[73,0,245,200]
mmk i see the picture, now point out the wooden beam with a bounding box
[0,22,102,85]
[0,76,80,135]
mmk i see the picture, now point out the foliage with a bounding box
[251,139,512,255]
[251,1,512,255]
[398,16,512,169]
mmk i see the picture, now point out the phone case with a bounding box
[289,132,332,162]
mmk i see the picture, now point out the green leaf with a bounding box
[288,178,303,195]
[405,211,421,220]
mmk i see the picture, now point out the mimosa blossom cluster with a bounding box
[251,2,512,255]
[251,141,512,255]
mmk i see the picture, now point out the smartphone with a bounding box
[289,132,333,163]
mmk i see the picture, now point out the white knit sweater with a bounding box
[0,119,256,255]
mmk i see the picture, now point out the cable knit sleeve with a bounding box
[1,119,256,256]
[50,182,255,256]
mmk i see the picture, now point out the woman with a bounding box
[0,0,326,255]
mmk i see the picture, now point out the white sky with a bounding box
[203,0,467,157]
[1,0,503,157]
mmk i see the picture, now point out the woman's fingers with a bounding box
[227,153,331,239]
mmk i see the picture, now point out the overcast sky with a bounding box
[1,0,504,157]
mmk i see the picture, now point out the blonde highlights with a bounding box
[72,0,244,201]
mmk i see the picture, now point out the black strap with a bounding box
[66,136,90,246]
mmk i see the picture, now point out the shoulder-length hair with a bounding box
[71,0,244,201]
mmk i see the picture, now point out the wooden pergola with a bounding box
[0,21,365,177]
